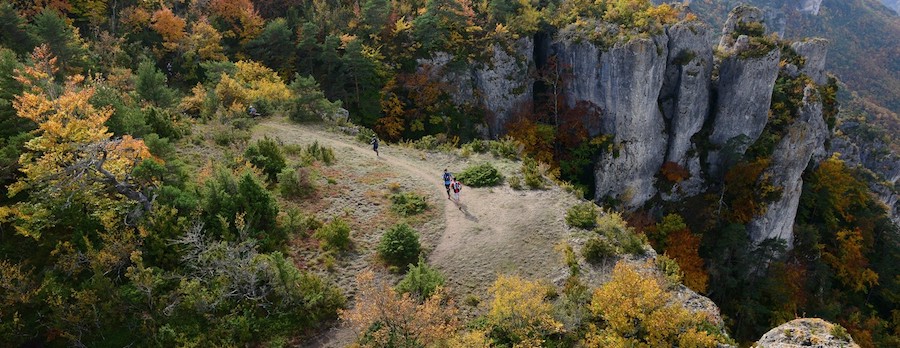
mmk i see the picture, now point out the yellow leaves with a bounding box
[339,33,358,47]
[394,16,413,34]
[588,262,719,347]
[823,229,880,293]
[213,60,291,113]
[187,21,227,61]
[487,275,563,345]
[340,270,459,347]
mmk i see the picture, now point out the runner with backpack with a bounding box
[442,169,453,199]
[450,177,462,207]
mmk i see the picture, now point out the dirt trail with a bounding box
[255,119,581,347]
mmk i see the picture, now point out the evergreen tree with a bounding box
[135,60,176,107]
[247,18,295,77]
[27,8,91,74]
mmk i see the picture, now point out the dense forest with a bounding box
[0,0,898,347]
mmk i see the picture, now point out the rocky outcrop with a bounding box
[757,318,859,348]
[747,86,828,247]
[416,38,534,138]
[882,0,900,15]
[798,0,824,15]
[554,33,669,208]
[790,39,829,85]
[475,38,534,137]
[416,52,474,107]
[708,7,781,177]
[660,20,713,198]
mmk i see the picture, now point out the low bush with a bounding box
[596,213,646,256]
[396,258,445,300]
[522,157,545,189]
[508,176,523,190]
[378,224,421,268]
[212,126,251,147]
[582,237,617,264]
[456,163,503,187]
[302,141,335,165]
[566,203,598,229]
[314,218,351,251]
[390,192,428,216]
[489,136,522,160]
[246,137,286,182]
[655,254,683,288]
[278,167,315,199]
[279,208,322,237]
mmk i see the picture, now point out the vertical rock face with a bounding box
[708,7,781,176]
[415,52,475,107]
[595,36,670,208]
[659,20,713,199]
[475,37,535,137]
[798,0,824,15]
[790,38,829,85]
[554,33,669,208]
[747,86,827,247]
[660,21,712,169]
[554,39,603,133]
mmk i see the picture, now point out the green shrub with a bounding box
[145,106,189,140]
[390,191,428,216]
[596,213,646,256]
[582,237,617,264]
[522,157,545,189]
[314,218,351,251]
[378,223,421,268]
[356,127,376,143]
[508,176,523,190]
[566,203,598,229]
[462,139,489,154]
[302,141,335,165]
[456,162,503,187]
[830,324,851,342]
[279,208,322,236]
[278,167,315,199]
[489,136,521,160]
[655,254,683,288]
[396,258,445,300]
[246,137,286,182]
[213,126,251,147]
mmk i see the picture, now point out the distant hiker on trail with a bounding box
[451,177,462,206]
[371,136,379,157]
[443,169,453,199]
[248,105,260,117]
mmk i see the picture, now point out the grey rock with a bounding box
[415,52,475,107]
[475,37,535,137]
[592,35,670,209]
[791,38,829,85]
[798,0,824,15]
[661,20,713,173]
[708,48,781,177]
[718,5,769,49]
[757,318,859,348]
[748,85,828,247]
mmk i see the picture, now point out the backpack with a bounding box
[452,182,461,192]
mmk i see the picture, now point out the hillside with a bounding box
[1,1,898,347]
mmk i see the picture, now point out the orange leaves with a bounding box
[823,229,879,293]
[666,229,709,293]
[151,7,186,51]
[723,158,773,224]
[376,93,405,141]
[660,161,690,183]
[210,0,263,43]
[339,270,459,347]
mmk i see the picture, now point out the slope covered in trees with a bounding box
[0,0,898,347]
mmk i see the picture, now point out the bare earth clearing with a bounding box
[252,118,584,347]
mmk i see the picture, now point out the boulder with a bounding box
[757,318,859,348]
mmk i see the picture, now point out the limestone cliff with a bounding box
[747,86,828,246]
[660,20,713,198]
[708,6,781,177]
[475,38,534,137]
[554,33,669,208]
